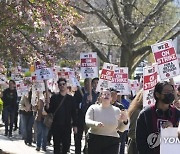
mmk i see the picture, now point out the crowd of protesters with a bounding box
[0,77,180,154]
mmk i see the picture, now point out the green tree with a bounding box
[71,0,180,75]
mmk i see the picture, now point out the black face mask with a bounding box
[162,93,175,104]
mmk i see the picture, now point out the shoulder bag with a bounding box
[43,95,67,128]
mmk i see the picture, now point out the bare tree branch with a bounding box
[72,25,109,62]
[69,4,94,14]
[81,0,126,44]
[132,0,172,41]
[111,0,127,42]
[130,50,151,74]
[93,40,120,47]
[158,19,180,42]
[134,25,156,47]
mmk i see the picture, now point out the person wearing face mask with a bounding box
[85,89,129,154]
[136,81,180,154]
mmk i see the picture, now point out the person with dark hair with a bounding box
[19,90,34,146]
[2,80,17,137]
[85,89,129,154]
[45,78,77,154]
[74,77,99,154]
[136,81,180,154]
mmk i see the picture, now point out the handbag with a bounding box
[43,95,67,128]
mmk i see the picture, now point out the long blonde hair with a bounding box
[128,89,143,118]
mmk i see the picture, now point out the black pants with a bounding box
[74,124,84,154]
[53,126,71,154]
[88,133,120,154]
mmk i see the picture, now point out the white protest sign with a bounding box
[11,73,23,81]
[160,128,180,154]
[151,39,180,80]
[143,64,158,107]
[111,67,130,95]
[96,63,116,92]
[0,74,8,84]
[16,80,29,97]
[35,68,54,80]
[80,52,98,79]
[58,67,75,79]
[129,79,140,91]
[69,76,81,87]
[35,61,46,70]
[32,81,45,92]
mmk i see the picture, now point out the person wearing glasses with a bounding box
[85,89,129,154]
[136,81,180,154]
[45,78,77,154]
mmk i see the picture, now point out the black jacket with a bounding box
[2,88,17,109]
[136,105,180,154]
[46,93,77,129]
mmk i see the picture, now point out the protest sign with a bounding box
[143,64,158,106]
[34,61,54,80]
[11,73,23,81]
[96,63,116,92]
[128,79,140,96]
[151,39,180,80]
[111,67,129,94]
[32,81,45,92]
[16,80,29,97]
[35,67,54,80]
[0,74,8,84]
[160,128,180,154]
[58,67,75,79]
[80,52,98,79]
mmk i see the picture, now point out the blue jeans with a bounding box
[3,107,15,135]
[119,130,128,154]
[21,113,34,144]
[36,120,49,149]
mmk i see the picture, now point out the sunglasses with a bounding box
[59,83,66,86]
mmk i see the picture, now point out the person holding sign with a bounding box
[136,81,180,154]
[45,78,77,154]
[85,89,129,154]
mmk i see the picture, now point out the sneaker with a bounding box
[36,147,40,151]
[8,133,12,138]
[4,133,8,136]
[24,140,27,145]
[42,147,46,152]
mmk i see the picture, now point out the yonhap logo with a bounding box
[147,132,160,149]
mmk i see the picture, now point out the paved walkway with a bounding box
[0,122,80,154]
[0,118,127,154]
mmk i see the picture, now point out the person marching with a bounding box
[45,78,77,154]
[136,81,180,154]
[2,80,17,137]
[85,89,129,154]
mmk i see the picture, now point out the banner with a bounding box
[80,52,98,79]
[160,128,180,154]
[111,67,130,95]
[151,39,180,80]
[96,63,116,92]
[143,64,158,106]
